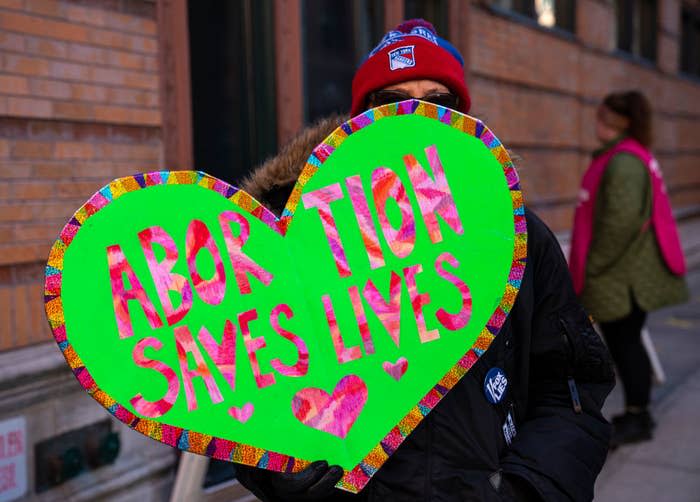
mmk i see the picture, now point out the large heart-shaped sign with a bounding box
[45,101,526,493]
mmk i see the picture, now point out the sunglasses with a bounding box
[368,90,460,110]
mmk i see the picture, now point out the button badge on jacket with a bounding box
[484,367,508,404]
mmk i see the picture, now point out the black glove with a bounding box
[236,460,345,502]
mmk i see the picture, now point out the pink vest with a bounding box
[569,138,686,295]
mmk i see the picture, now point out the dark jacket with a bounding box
[237,116,615,502]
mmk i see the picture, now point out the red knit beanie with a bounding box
[351,19,470,116]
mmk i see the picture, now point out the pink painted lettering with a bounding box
[198,320,237,390]
[219,211,273,295]
[404,264,439,343]
[269,304,309,377]
[322,294,362,364]
[107,244,163,339]
[435,252,473,330]
[138,226,193,326]
[186,219,227,305]
[174,325,223,411]
[346,174,385,270]
[371,167,416,259]
[130,337,179,417]
[239,309,276,389]
[404,145,464,243]
[348,285,374,355]
[362,271,402,347]
[301,183,352,278]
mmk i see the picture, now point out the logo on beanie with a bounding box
[410,26,437,44]
[388,45,416,70]
[368,27,438,58]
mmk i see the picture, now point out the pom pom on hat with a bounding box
[351,19,470,116]
[395,18,436,33]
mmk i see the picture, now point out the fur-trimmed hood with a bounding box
[240,114,348,216]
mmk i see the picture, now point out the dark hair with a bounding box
[602,90,652,147]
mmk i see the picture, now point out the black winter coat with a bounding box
[349,209,615,501]
[236,116,615,502]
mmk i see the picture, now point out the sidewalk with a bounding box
[593,216,700,501]
[595,367,700,501]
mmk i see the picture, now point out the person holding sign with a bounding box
[235,20,614,502]
[569,91,689,448]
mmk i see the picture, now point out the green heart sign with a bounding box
[45,101,526,493]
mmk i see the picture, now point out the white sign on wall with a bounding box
[0,417,27,502]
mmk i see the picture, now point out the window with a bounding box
[405,0,449,37]
[681,5,700,77]
[188,0,278,184]
[302,1,384,122]
[491,0,576,32]
[615,0,658,62]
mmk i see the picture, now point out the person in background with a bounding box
[569,90,689,448]
[236,20,614,501]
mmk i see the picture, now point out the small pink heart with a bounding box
[291,375,368,439]
[229,403,254,423]
[383,357,408,381]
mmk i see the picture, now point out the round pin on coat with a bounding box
[484,367,508,404]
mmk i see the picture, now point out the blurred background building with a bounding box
[0,0,698,500]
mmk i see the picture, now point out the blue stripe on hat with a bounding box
[362,20,464,68]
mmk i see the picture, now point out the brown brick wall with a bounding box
[0,0,161,351]
[576,0,614,51]
[3,0,700,352]
[468,3,700,232]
